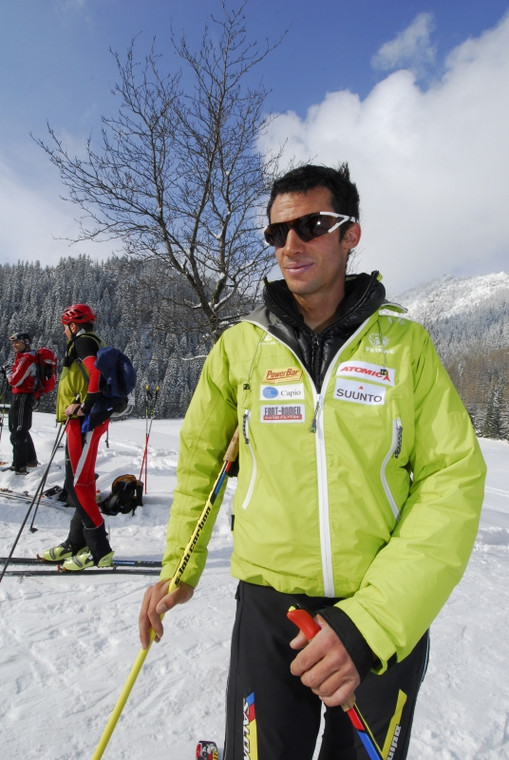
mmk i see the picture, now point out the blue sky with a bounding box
[1,0,508,295]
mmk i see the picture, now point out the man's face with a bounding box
[269,187,354,301]
[63,324,73,341]
[11,339,26,353]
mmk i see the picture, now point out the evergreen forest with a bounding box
[0,256,216,419]
[1,257,507,440]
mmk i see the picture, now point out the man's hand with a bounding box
[138,579,194,649]
[289,614,360,707]
[64,402,81,417]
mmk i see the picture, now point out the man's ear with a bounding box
[342,222,361,248]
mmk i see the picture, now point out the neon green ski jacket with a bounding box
[56,332,102,422]
[161,279,486,671]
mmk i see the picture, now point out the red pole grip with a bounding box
[287,606,321,639]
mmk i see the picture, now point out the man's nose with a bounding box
[283,227,304,252]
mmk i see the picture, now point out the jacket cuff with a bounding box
[81,391,100,415]
[317,605,374,681]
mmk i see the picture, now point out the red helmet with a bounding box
[61,304,96,325]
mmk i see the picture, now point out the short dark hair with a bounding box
[10,332,31,346]
[267,163,360,230]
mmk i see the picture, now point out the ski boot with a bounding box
[40,542,87,563]
[63,549,114,572]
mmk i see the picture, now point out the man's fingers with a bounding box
[289,621,360,707]
[290,625,336,676]
[289,629,309,651]
[138,580,195,649]
[156,581,194,614]
[297,652,360,707]
[138,580,169,649]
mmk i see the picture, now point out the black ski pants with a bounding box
[8,393,37,471]
[224,582,429,760]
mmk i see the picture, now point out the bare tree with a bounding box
[35,3,282,342]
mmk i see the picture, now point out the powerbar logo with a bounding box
[387,724,401,759]
[261,404,305,422]
[243,692,258,760]
[337,360,395,386]
[334,378,386,406]
[263,367,302,384]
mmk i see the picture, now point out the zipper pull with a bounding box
[242,410,250,444]
[310,400,320,433]
[394,420,403,458]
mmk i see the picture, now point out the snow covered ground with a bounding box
[0,413,508,760]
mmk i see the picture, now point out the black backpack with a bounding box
[95,346,137,414]
[74,335,137,427]
[99,474,143,516]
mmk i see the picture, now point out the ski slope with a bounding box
[0,414,508,759]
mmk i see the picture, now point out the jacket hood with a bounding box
[244,272,392,389]
[264,270,387,329]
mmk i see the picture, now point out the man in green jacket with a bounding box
[139,164,486,759]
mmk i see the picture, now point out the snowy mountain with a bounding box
[396,271,509,320]
[394,271,509,356]
[388,271,509,440]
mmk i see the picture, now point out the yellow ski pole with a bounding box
[91,428,240,760]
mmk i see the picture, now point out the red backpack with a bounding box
[34,347,58,397]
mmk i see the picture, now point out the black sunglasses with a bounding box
[264,211,356,248]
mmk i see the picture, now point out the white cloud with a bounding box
[258,13,509,296]
[1,13,507,297]
[0,152,116,267]
[371,12,436,78]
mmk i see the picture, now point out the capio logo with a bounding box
[260,383,304,401]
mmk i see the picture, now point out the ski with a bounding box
[2,565,160,577]
[0,555,162,568]
[196,740,219,760]
[0,488,69,510]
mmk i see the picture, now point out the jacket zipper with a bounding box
[380,418,403,522]
[313,322,379,596]
[314,407,335,596]
[240,410,257,510]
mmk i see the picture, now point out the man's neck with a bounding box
[293,289,345,333]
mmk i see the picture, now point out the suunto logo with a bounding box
[387,724,401,759]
